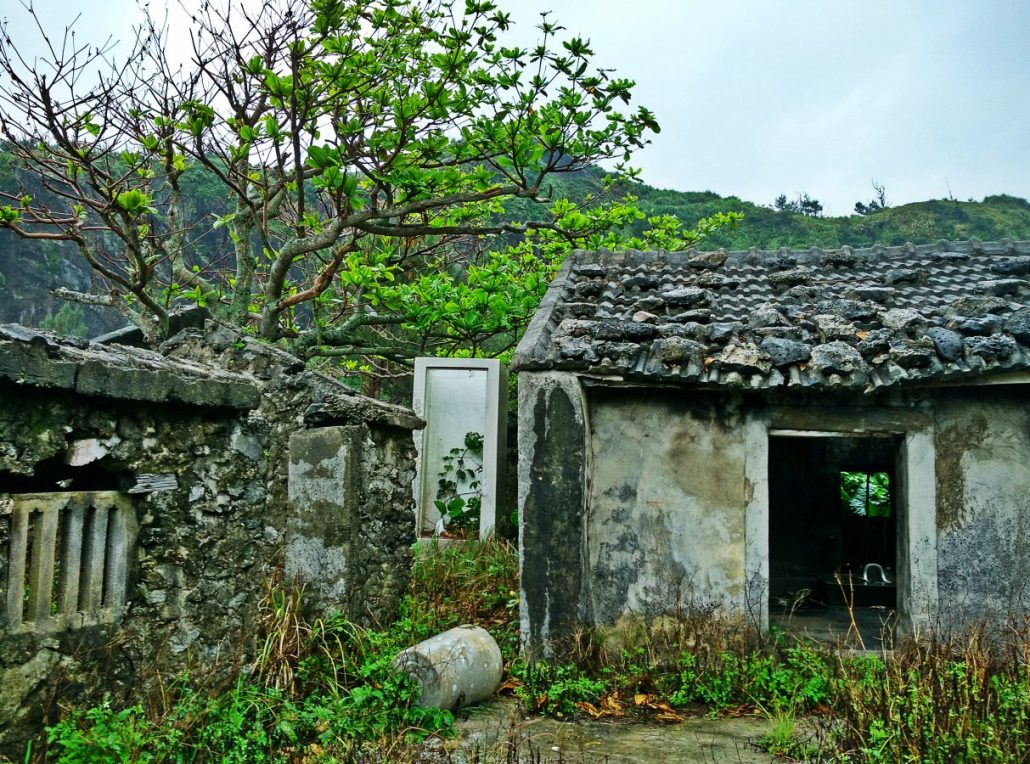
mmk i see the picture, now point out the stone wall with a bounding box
[0,323,422,754]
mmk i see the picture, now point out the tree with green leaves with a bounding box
[774,192,822,218]
[0,0,738,375]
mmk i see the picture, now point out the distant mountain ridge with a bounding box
[635,187,1030,250]
[565,167,1030,250]
[2,159,1028,338]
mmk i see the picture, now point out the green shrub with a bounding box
[47,701,174,763]
[666,643,830,712]
[509,661,607,717]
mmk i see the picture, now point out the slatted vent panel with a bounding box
[2,492,135,632]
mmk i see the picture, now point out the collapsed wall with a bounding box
[0,322,422,753]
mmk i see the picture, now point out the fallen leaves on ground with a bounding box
[576,692,684,723]
[497,677,522,694]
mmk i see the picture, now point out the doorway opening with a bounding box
[768,433,901,647]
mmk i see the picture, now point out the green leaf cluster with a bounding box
[433,431,484,535]
[0,0,743,362]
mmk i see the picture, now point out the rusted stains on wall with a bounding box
[665,406,747,510]
[934,413,987,532]
[934,388,1030,623]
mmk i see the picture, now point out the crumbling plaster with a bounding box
[519,369,1027,656]
[584,388,750,623]
[933,388,1030,627]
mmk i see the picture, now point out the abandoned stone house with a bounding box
[0,322,422,752]
[513,239,1030,656]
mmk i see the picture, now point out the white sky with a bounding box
[4,0,1029,215]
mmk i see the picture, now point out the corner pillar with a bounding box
[518,372,588,659]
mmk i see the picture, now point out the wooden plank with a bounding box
[128,474,178,494]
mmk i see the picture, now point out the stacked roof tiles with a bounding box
[513,239,1030,391]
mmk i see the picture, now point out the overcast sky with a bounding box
[4,0,1029,215]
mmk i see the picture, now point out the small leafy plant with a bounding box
[840,470,891,517]
[434,431,484,536]
[509,661,607,717]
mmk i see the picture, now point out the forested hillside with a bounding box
[2,155,1028,338]
[557,167,1030,248]
[634,187,1030,250]
[0,156,235,337]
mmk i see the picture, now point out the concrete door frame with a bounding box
[746,410,938,634]
[412,357,508,539]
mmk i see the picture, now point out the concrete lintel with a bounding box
[0,333,261,409]
[768,405,932,433]
[768,429,900,439]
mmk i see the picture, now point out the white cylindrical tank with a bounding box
[392,625,503,710]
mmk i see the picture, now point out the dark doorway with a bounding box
[768,434,900,647]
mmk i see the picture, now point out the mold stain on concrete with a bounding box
[935,413,987,532]
[585,388,748,624]
[522,379,587,654]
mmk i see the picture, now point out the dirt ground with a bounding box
[427,699,785,763]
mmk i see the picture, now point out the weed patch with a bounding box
[822,629,1030,762]
[29,539,1030,762]
[36,540,521,762]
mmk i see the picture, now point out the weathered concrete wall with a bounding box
[518,374,759,654]
[585,388,751,623]
[0,324,422,755]
[518,372,588,658]
[933,386,1030,628]
[519,366,1029,654]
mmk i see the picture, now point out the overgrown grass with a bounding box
[38,540,519,763]
[512,619,1030,762]
[406,537,520,655]
[825,629,1030,762]
[33,539,1030,762]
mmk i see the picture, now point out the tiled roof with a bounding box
[512,239,1030,391]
